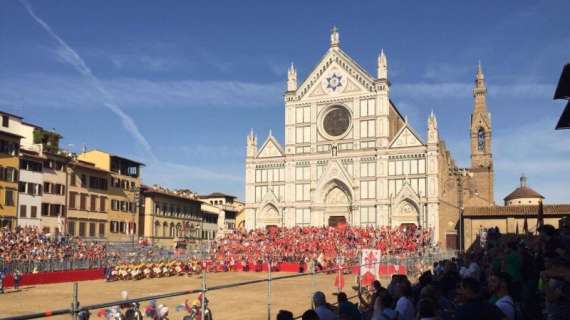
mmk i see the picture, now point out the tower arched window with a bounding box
[477,128,485,152]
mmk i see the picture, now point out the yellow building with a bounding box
[77,150,143,242]
[462,176,570,249]
[66,160,111,239]
[0,130,22,229]
[140,186,203,246]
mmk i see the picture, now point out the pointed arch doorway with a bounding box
[323,184,352,226]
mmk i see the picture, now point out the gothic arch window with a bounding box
[477,128,485,152]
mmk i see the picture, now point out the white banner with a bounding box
[360,249,380,286]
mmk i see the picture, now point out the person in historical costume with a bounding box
[144,264,152,279]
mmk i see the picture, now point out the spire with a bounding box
[427,110,438,144]
[428,110,438,129]
[520,174,528,187]
[268,129,273,137]
[246,129,257,158]
[473,61,487,97]
[287,62,297,91]
[377,49,388,80]
[330,26,340,48]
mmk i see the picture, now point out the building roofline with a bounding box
[0,111,23,119]
[80,149,146,166]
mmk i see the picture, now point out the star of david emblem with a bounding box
[326,73,343,91]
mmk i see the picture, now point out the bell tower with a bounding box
[467,62,494,205]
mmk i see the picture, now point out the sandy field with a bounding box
[0,271,374,320]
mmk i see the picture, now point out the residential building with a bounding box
[198,192,243,231]
[18,150,43,229]
[40,151,69,234]
[0,130,21,229]
[140,185,203,246]
[77,150,143,241]
[66,160,110,239]
[200,202,221,240]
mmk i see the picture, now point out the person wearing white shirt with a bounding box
[489,272,516,320]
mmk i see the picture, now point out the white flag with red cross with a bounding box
[360,249,380,287]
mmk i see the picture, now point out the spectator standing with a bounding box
[337,292,361,320]
[277,310,294,320]
[13,268,22,290]
[313,291,338,320]
[489,272,516,320]
[455,278,504,320]
[394,278,416,320]
[371,294,398,320]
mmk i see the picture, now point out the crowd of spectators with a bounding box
[0,226,107,262]
[211,225,433,268]
[276,218,570,320]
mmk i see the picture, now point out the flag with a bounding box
[334,271,345,289]
[360,249,380,287]
[537,201,544,232]
[523,216,529,234]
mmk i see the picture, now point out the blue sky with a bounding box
[1,0,569,202]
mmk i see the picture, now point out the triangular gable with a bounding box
[256,135,284,158]
[394,179,420,203]
[389,124,424,148]
[315,159,354,199]
[296,48,376,100]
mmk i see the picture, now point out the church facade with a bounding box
[244,29,494,248]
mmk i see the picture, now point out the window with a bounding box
[360,99,376,117]
[80,174,86,187]
[360,119,376,138]
[79,222,86,237]
[20,205,27,218]
[99,223,105,237]
[19,182,26,193]
[30,206,37,218]
[68,221,76,236]
[69,192,76,209]
[295,126,311,144]
[5,189,15,206]
[43,182,51,194]
[295,166,311,181]
[360,180,376,199]
[100,197,106,212]
[2,115,8,127]
[360,162,376,177]
[296,106,311,124]
[478,128,485,151]
[89,223,96,237]
[0,140,18,155]
[295,183,311,201]
[110,221,119,233]
[295,208,311,226]
[89,176,108,190]
[80,194,87,210]
[90,195,97,211]
[70,174,76,186]
[360,207,376,226]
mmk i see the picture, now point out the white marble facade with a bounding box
[245,29,440,240]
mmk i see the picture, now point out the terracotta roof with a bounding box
[200,192,236,199]
[504,186,544,201]
[142,186,199,202]
[463,204,570,217]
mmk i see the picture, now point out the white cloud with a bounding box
[394,82,553,100]
[0,73,282,110]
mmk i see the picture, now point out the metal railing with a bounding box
[0,250,457,320]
